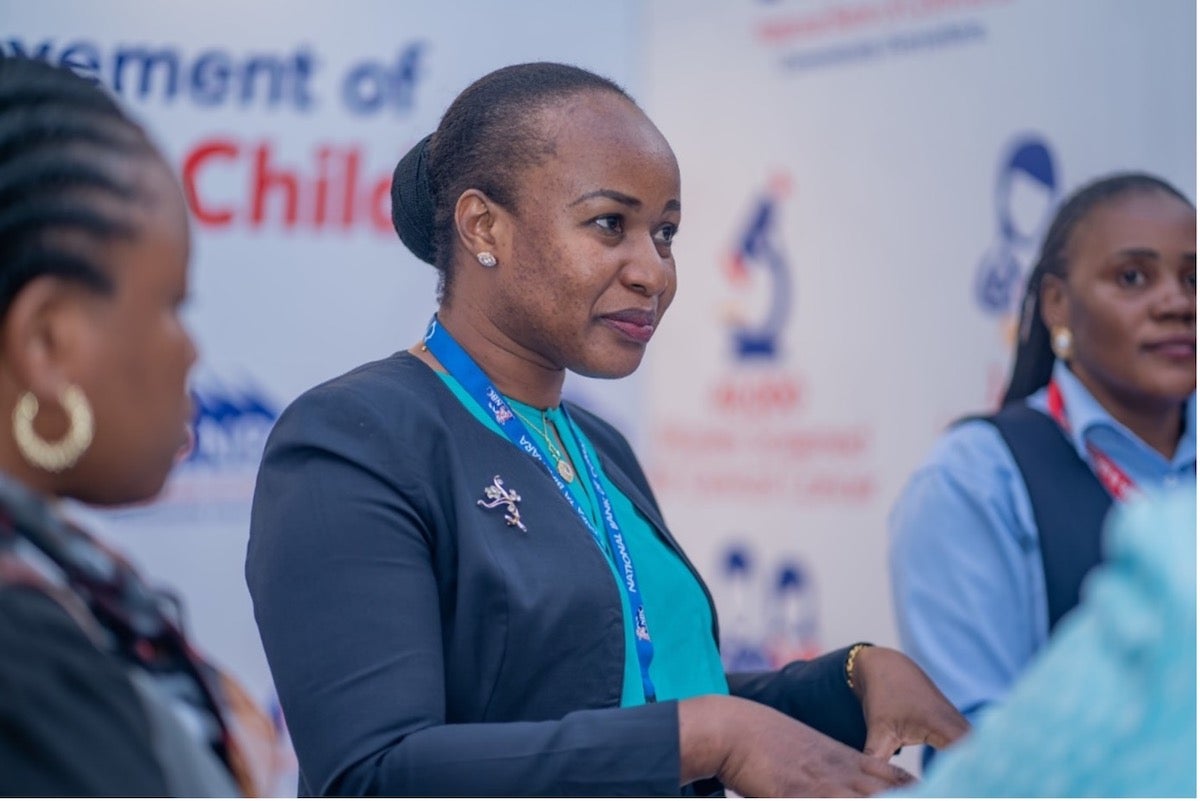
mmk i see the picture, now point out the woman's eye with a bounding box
[1184,271,1197,293]
[654,224,678,246]
[594,215,623,235]
[1116,267,1147,288]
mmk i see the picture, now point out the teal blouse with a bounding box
[437,373,728,705]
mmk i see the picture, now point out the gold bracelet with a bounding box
[845,642,871,690]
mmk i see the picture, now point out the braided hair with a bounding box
[1002,172,1195,404]
[0,56,162,318]
[391,62,631,302]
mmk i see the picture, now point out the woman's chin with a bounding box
[71,466,173,509]
[573,360,643,381]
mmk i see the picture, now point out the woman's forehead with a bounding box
[539,93,671,157]
[523,97,678,191]
[1072,190,1195,254]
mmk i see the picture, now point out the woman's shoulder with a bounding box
[889,415,1035,553]
[281,352,443,424]
[263,352,455,460]
[922,414,1016,470]
[898,411,1029,508]
[296,350,437,408]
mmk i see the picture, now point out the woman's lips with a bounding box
[1143,337,1196,359]
[175,423,196,463]
[601,310,656,344]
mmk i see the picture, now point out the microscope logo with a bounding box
[723,174,794,360]
[974,135,1058,317]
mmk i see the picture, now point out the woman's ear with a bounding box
[453,189,509,263]
[0,276,92,399]
[1039,272,1069,331]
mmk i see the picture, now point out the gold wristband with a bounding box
[845,642,871,690]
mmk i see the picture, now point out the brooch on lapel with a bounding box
[477,475,526,532]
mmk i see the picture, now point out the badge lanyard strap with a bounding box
[559,405,657,702]
[1046,380,1138,502]
[423,315,658,703]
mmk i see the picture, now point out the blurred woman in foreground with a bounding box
[0,56,275,796]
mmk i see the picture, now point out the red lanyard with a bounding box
[1046,380,1139,502]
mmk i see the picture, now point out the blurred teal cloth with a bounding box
[892,488,1197,798]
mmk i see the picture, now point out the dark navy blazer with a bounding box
[246,352,865,796]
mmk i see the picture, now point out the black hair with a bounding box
[1002,172,1195,404]
[390,62,632,301]
[0,56,161,318]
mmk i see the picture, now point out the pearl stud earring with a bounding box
[1051,326,1073,360]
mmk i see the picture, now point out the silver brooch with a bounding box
[477,475,526,532]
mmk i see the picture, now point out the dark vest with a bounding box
[981,402,1113,631]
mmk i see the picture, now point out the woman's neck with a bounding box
[417,306,565,410]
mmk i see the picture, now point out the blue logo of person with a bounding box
[725,174,793,359]
[974,136,1058,315]
[718,545,773,671]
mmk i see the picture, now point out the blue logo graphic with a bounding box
[771,563,818,649]
[187,379,279,468]
[716,543,819,671]
[725,175,793,359]
[974,136,1058,316]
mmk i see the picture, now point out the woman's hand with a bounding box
[849,645,970,759]
[679,695,914,797]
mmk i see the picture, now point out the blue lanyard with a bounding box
[423,315,657,703]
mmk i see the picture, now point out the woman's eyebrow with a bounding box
[569,188,641,208]
[1113,247,1160,260]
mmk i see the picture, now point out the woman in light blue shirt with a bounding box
[888,173,1196,738]
[893,489,1196,797]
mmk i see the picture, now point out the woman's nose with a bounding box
[622,235,673,297]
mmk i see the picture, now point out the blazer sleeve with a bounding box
[726,646,867,750]
[245,378,681,796]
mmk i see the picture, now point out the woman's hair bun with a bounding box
[390,133,437,265]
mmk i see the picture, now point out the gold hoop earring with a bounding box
[1050,326,1074,361]
[13,385,94,473]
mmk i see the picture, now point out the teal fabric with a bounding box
[437,373,728,705]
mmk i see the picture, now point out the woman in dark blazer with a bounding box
[246,61,966,797]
